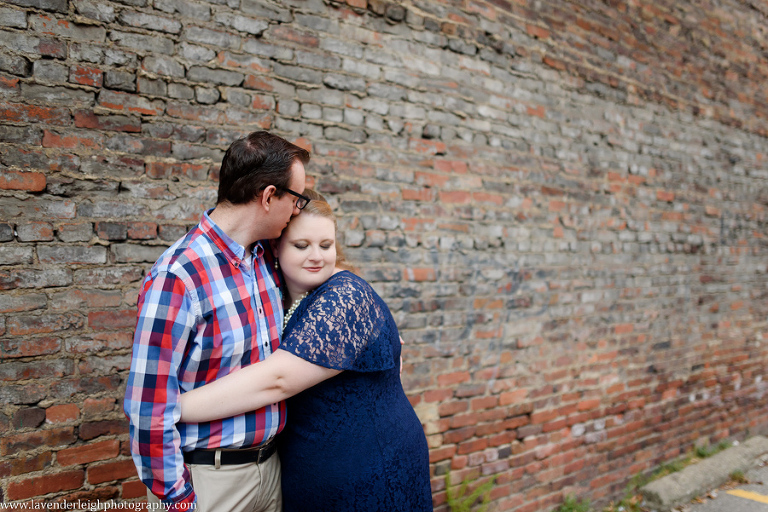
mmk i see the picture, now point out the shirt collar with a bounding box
[201,209,264,267]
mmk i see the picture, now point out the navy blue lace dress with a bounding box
[277,271,432,512]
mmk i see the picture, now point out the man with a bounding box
[124,131,311,512]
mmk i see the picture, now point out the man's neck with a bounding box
[208,202,267,251]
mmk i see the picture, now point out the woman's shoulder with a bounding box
[319,270,375,299]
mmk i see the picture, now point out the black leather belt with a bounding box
[183,438,276,466]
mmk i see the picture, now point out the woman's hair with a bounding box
[301,188,358,274]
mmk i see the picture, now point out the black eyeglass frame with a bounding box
[279,186,311,210]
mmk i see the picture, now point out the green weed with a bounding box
[445,471,495,512]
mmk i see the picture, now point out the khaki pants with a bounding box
[147,452,282,512]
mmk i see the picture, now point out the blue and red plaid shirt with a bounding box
[124,210,286,506]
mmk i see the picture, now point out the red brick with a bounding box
[429,445,456,463]
[450,413,479,429]
[439,190,471,204]
[424,389,453,402]
[79,419,128,440]
[404,267,437,282]
[500,389,529,405]
[578,399,601,411]
[402,187,435,201]
[127,222,158,239]
[87,459,137,485]
[433,160,467,174]
[437,371,471,387]
[471,396,498,410]
[415,171,451,188]
[7,470,84,500]
[0,170,46,192]
[531,409,559,424]
[543,55,566,70]
[83,398,117,418]
[46,404,80,424]
[438,400,468,417]
[457,438,488,455]
[443,427,476,444]
[526,23,550,39]
[57,439,120,466]
[121,479,147,500]
[527,105,546,118]
[472,192,505,206]
[88,310,138,330]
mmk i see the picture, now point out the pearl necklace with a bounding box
[283,292,308,330]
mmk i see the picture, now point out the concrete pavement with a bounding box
[639,436,768,512]
[681,463,768,512]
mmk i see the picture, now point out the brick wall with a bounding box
[1,0,767,510]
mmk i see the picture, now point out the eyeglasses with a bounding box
[279,186,310,210]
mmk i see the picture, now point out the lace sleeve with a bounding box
[280,273,396,372]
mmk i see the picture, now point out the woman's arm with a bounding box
[179,348,340,423]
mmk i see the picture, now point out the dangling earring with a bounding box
[275,259,279,269]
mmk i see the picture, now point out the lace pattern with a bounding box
[281,271,395,372]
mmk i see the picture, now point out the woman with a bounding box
[179,189,432,512]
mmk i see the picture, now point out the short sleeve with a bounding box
[280,273,396,372]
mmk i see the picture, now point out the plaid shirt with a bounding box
[124,210,286,506]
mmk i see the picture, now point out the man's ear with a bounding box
[260,185,277,211]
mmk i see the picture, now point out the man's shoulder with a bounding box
[152,225,217,276]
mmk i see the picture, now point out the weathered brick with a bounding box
[118,10,181,33]
[0,336,61,359]
[12,407,46,429]
[0,246,35,265]
[0,453,52,479]
[1,428,76,456]
[78,419,128,441]
[8,313,84,336]
[74,110,140,132]
[109,30,174,54]
[0,103,71,126]
[98,89,164,116]
[21,83,94,104]
[37,245,108,265]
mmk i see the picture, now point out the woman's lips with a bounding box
[304,267,323,272]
